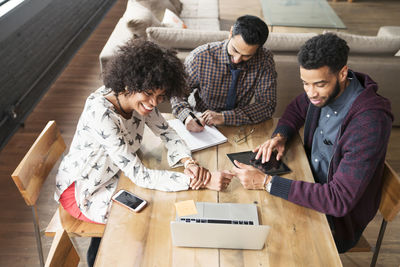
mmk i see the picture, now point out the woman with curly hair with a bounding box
[54,39,233,266]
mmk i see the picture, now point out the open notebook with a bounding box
[168,119,227,152]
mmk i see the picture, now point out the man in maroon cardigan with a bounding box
[232,33,393,252]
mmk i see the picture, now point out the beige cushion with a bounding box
[265,32,317,52]
[146,29,316,51]
[136,0,179,21]
[146,27,229,49]
[324,31,400,55]
[122,1,161,38]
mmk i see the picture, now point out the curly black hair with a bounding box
[232,15,269,46]
[102,38,188,99]
[297,33,350,73]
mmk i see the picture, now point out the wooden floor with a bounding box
[0,0,399,266]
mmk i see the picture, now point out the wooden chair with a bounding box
[11,121,105,267]
[45,229,79,267]
[348,161,400,267]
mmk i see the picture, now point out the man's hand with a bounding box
[253,134,287,163]
[231,160,266,190]
[185,115,205,132]
[205,170,234,191]
[202,110,224,126]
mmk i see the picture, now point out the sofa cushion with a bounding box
[324,31,400,55]
[162,8,187,28]
[180,0,219,19]
[123,1,161,38]
[146,27,228,49]
[264,32,317,52]
[136,0,179,21]
[146,29,317,51]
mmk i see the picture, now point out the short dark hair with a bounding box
[102,39,187,99]
[297,33,350,73]
[232,15,269,46]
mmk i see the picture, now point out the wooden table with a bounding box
[94,117,342,267]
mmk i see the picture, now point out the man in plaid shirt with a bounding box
[171,15,277,132]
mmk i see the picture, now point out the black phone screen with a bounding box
[115,191,144,209]
[227,150,291,175]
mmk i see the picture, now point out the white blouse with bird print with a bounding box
[54,86,192,223]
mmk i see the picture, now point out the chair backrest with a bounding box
[379,161,400,222]
[45,229,80,267]
[11,121,66,206]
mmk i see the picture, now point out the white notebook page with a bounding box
[168,119,227,152]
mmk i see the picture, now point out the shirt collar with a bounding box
[221,40,231,65]
[326,71,361,113]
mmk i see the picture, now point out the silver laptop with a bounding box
[170,202,270,250]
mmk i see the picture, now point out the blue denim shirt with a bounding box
[311,71,364,183]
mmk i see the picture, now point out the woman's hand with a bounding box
[184,161,211,190]
[253,134,287,163]
[231,160,266,190]
[205,171,234,191]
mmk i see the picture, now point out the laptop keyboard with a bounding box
[180,218,254,225]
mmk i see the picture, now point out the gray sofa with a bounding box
[99,0,220,70]
[99,0,400,125]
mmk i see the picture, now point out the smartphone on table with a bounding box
[112,189,147,212]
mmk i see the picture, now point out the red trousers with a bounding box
[59,182,102,224]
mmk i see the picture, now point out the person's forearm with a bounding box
[222,101,275,125]
[170,96,192,122]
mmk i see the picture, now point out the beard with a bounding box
[310,79,342,108]
[324,80,341,107]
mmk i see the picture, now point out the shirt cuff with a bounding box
[272,125,295,140]
[221,110,235,125]
[177,108,192,123]
[269,176,292,200]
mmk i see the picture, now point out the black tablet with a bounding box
[227,150,291,176]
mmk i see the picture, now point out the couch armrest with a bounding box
[99,19,133,72]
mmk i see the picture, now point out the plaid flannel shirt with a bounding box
[170,40,277,125]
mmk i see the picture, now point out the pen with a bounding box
[189,111,203,127]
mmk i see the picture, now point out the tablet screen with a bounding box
[227,150,291,175]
